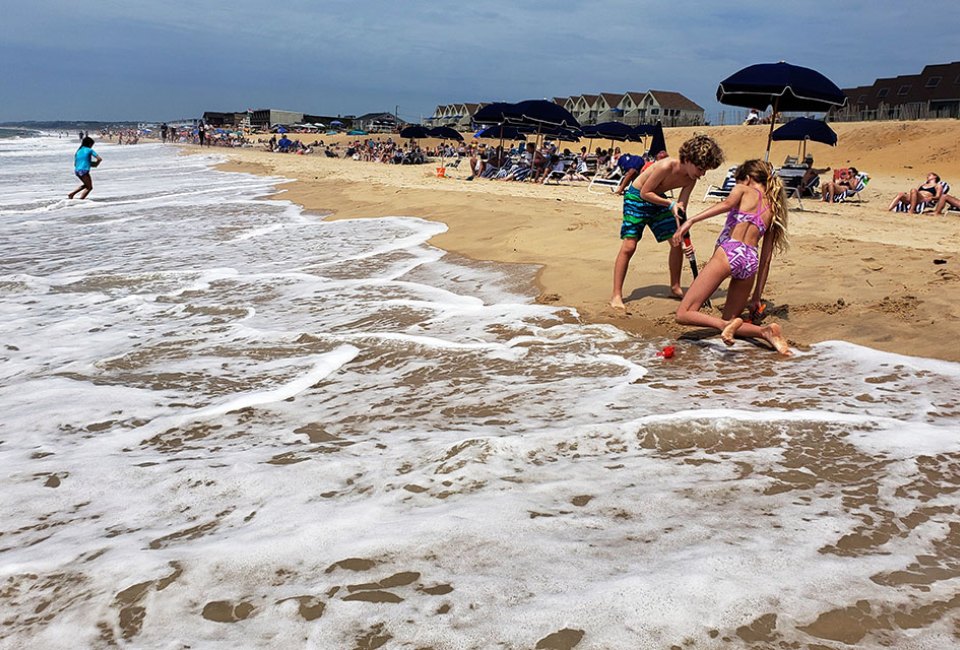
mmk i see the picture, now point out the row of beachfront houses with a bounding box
[427,90,705,129]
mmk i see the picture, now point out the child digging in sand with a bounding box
[609,134,724,310]
[671,159,792,355]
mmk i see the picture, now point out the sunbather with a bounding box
[821,167,860,202]
[888,172,942,212]
[800,155,830,196]
[933,191,960,216]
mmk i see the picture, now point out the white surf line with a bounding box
[95,345,360,449]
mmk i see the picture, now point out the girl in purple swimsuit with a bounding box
[671,160,792,355]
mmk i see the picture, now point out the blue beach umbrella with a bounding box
[646,123,667,157]
[771,117,837,159]
[717,61,846,159]
[771,117,838,146]
[474,124,526,141]
[581,121,634,141]
[427,126,464,142]
[330,120,344,126]
[400,125,431,139]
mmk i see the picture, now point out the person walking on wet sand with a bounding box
[609,134,724,310]
[67,136,101,200]
[671,159,792,355]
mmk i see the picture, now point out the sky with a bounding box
[4,0,959,124]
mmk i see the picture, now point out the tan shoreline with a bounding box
[201,120,960,362]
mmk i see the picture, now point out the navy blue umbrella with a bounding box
[582,121,634,141]
[508,99,580,129]
[400,125,431,139]
[771,117,837,159]
[717,61,846,159]
[427,126,464,142]
[474,100,579,129]
[646,123,667,158]
[771,117,837,145]
[473,102,519,125]
[474,124,526,140]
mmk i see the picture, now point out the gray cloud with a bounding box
[4,0,958,121]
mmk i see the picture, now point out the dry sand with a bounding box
[204,119,960,362]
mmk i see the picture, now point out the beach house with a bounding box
[837,61,960,121]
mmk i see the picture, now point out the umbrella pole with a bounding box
[765,97,779,162]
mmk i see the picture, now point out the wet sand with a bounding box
[201,119,960,361]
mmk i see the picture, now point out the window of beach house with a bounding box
[897,85,911,96]
[925,76,941,88]
[877,88,889,98]
[651,108,659,115]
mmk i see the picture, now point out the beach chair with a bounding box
[703,167,737,201]
[894,180,948,212]
[587,166,622,194]
[543,159,573,185]
[782,155,800,167]
[835,173,870,203]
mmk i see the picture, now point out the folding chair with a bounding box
[587,166,623,194]
[835,173,870,203]
[894,180,948,212]
[703,167,737,201]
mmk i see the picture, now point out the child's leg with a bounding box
[721,277,791,355]
[610,238,637,309]
[675,249,731,328]
[69,174,92,199]
[667,243,684,298]
[78,174,93,199]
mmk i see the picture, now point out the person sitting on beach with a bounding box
[933,191,960,216]
[799,155,830,196]
[671,159,791,355]
[821,166,860,203]
[887,172,943,212]
[68,136,102,200]
[500,142,536,182]
[609,134,725,309]
[276,135,293,152]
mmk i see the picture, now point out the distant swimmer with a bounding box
[68,136,101,200]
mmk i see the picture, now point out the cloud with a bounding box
[3,0,959,121]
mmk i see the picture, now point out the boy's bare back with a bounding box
[631,158,696,198]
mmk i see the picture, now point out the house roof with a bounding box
[624,92,647,103]
[841,61,960,109]
[647,90,703,112]
[599,93,623,108]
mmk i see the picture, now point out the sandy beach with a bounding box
[211,119,960,362]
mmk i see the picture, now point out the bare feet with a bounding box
[761,323,793,356]
[670,285,684,299]
[721,318,743,345]
[609,297,626,310]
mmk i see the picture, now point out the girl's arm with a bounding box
[751,233,776,310]
[671,186,744,246]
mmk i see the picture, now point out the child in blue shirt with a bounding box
[68,136,102,199]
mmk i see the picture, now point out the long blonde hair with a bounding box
[735,159,789,254]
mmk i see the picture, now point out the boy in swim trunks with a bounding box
[609,134,724,310]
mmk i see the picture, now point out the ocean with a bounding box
[1,135,959,649]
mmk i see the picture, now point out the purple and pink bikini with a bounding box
[716,188,768,280]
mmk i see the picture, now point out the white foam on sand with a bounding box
[1,137,960,649]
